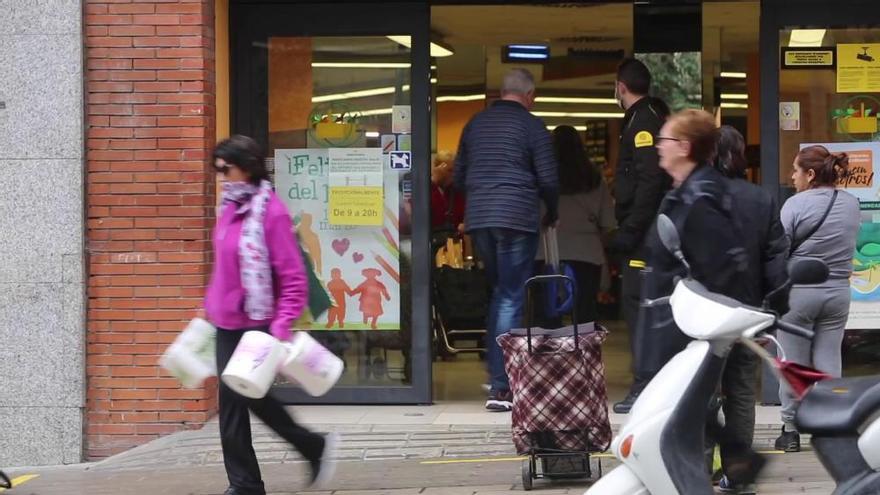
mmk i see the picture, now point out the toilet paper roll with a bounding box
[279,332,344,397]
[221,331,288,399]
[160,318,217,389]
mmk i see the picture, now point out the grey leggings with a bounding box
[779,285,851,429]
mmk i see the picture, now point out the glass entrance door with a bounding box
[231,2,432,403]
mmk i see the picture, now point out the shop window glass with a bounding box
[778,28,880,375]
[264,36,414,387]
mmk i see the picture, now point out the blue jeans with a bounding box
[471,227,539,393]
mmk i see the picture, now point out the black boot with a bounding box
[774,426,801,452]
[613,390,640,414]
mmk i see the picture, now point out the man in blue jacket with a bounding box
[455,68,560,411]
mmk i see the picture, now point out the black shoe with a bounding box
[223,487,264,495]
[613,391,640,414]
[485,389,513,412]
[309,432,339,488]
[774,427,800,452]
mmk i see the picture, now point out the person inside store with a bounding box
[643,109,766,491]
[609,58,672,414]
[708,126,790,495]
[535,124,617,327]
[775,145,860,453]
[430,149,466,250]
[454,68,559,412]
[204,135,337,495]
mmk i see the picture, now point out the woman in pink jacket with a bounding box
[204,135,337,495]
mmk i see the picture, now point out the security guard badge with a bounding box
[634,131,654,148]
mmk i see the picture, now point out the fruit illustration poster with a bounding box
[801,142,880,328]
[275,148,401,331]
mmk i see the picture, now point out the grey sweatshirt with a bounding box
[780,187,860,287]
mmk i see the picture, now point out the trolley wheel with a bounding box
[522,459,533,491]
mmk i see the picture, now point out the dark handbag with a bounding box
[789,190,838,255]
[296,234,332,320]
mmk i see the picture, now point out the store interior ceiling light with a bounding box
[789,29,826,47]
[312,86,398,103]
[548,125,588,131]
[312,62,411,69]
[436,94,485,102]
[312,79,436,103]
[535,96,618,104]
[360,108,394,116]
[387,35,454,57]
[721,102,748,109]
[720,93,749,100]
[533,111,625,119]
[365,131,380,138]
[720,71,747,79]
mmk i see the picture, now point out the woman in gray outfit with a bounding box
[536,125,616,325]
[775,145,860,452]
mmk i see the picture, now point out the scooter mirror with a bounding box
[788,257,829,285]
[656,214,681,254]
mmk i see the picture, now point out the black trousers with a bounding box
[217,328,324,494]
[621,259,652,392]
[718,344,760,483]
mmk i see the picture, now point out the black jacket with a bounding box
[636,167,790,374]
[613,97,671,253]
[644,166,789,311]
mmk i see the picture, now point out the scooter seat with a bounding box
[796,376,880,435]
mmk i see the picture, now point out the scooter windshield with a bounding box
[670,279,774,340]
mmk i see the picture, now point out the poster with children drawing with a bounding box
[275,148,401,330]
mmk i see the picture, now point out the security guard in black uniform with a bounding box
[610,58,671,414]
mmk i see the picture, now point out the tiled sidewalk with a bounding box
[90,402,794,471]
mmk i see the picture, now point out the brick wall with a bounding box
[85,0,217,459]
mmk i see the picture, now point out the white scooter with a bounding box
[584,214,880,494]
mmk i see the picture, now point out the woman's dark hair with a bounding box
[212,135,269,185]
[797,145,849,188]
[552,125,602,194]
[714,125,747,179]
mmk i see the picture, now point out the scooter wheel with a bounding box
[522,459,533,491]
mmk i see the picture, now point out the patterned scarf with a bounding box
[221,180,274,321]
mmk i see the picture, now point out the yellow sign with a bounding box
[634,131,654,148]
[784,49,834,67]
[837,44,880,93]
[328,186,384,226]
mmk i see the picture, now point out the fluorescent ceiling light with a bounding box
[312,79,436,103]
[365,131,380,138]
[720,71,747,79]
[387,35,454,57]
[533,111,624,119]
[789,29,826,47]
[721,102,748,109]
[312,62,410,69]
[313,86,398,103]
[535,96,618,104]
[436,94,485,102]
[359,108,394,116]
[548,125,587,131]
[720,93,749,100]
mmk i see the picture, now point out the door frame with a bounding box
[758,0,880,403]
[230,1,433,404]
